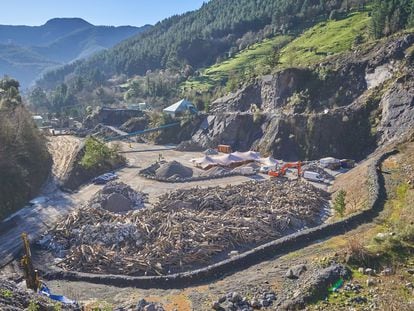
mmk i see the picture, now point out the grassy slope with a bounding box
[182,35,292,92]
[182,11,371,94]
[279,11,371,67]
[308,140,414,310]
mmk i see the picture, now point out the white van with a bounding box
[303,171,324,182]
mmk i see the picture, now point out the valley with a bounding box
[0,0,414,310]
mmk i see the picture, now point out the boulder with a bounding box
[286,264,308,279]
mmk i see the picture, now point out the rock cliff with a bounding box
[185,33,414,160]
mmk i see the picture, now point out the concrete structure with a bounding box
[127,103,148,110]
[163,99,196,117]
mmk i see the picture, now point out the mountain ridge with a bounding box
[0,18,151,87]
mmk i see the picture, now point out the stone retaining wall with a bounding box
[43,150,397,288]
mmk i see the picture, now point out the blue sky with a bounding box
[0,0,208,26]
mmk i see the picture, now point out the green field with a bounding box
[182,35,292,92]
[279,11,371,67]
[182,11,371,94]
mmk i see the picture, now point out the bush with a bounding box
[79,137,119,169]
[334,190,347,217]
[346,237,374,266]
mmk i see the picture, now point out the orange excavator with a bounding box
[268,161,302,178]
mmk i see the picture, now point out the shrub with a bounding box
[79,137,119,169]
[334,189,347,216]
[346,237,373,266]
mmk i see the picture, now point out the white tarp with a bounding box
[213,154,243,166]
[191,150,281,170]
[259,156,278,167]
[232,151,261,161]
[190,155,217,169]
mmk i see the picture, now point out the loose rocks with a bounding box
[89,181,147,212]
[286,264,308,279]
[212,290,277,310]
[155,161,193,180]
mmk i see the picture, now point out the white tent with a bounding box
[213,154,243,166]
[190,156,217,169]
[163,99,195,117]
[232,151,261,161]
[259,156,278,167]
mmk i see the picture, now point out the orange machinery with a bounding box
[268,161,302,178]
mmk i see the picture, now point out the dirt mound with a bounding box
[155,161,193,180]
[60,138,126,191]
[47,136,82,181]
[89,181,147,213]
[45,180,329,276]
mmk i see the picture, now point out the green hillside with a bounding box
[182,35,292,93]
[182,10,371,95]
[279,11,371,67]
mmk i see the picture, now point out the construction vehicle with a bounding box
[21,233,40,291]
[268,162,302,178]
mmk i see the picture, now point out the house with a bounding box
[163,99,197,117]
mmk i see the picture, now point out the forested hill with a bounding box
[0,18,150,87]
[37,0,367,89]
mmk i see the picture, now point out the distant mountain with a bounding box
[36,0,355,91]
[0,18,151,87]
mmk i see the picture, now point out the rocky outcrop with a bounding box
[185,33,414,160]
[190,113,263,151]
[377,73,414,145]
[255,103,377,160]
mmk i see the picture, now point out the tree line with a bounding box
[0,77,51,219]
[37,0,360,91]
[371,0,414,39]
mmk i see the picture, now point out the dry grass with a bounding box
[331,159,372,217]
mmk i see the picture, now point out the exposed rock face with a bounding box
[377,73,414,145]
[186,34,414,160]
[255,104,377,160]
[191,113,263,151]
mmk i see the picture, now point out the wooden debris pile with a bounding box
[46,180,330,276]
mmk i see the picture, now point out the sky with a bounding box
[0,0,208,27]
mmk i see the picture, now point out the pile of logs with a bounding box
[47,180,330,276]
